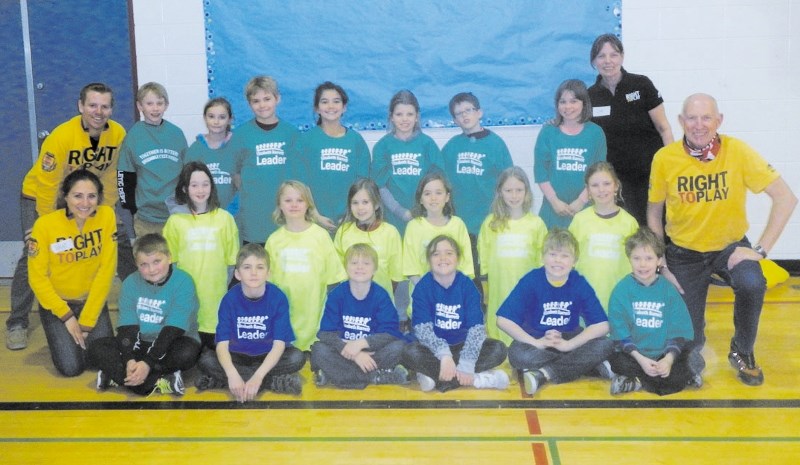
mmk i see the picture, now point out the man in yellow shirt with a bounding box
[6,83,134,351]
[647,93,796,386]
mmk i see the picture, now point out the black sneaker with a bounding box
[96,370,118,391]
[728,341,764,386]
[314,370,328,387]
[195,375,225,392]
[610,375,642,395]
[150,370,185,396]
[523,370,547,395]
[370,366,410,385]
[270,373,302,395]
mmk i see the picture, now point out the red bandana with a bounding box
[683,134,721,162]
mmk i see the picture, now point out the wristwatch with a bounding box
[753,244,767,259]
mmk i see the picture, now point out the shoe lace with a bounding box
[148,377,173,397]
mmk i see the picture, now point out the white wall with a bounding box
[132,0,799,259]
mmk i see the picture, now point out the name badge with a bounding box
[51,238,74,253]
[593,106,611,117]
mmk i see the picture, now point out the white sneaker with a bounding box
[416,373,436,392]
[473,369,510,390]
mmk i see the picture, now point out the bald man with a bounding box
[646,93,796,386]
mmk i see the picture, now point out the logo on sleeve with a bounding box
[41,152,57,172]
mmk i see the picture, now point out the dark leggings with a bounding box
[88,336,201,395]
[401,339,507,392]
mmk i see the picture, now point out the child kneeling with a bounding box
[497,229,613,396]
[402,235,509,392]
[607,227,704,395]
[311,244,408,389]
[88,233,201,396]
[196,244,305,400]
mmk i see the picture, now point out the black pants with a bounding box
[401,339,507,392]
[88,335,201,395]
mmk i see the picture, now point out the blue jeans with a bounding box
[666,239,766,353]
[40,302,114,377]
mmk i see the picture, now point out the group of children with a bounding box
[81,75,704,400]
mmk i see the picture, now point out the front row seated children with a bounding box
[311,243,408,389]
[497,229,613,396]
[88,233,201,396]
[401,235,509,392]
[196,244,306,400]
[607,227,704,396]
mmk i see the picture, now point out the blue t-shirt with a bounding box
[497,267,607,338]
[441,129,512,234]
[318,281,402,340]
[231,119,301,242]
[215,283,295,356]
[411,271,484,345]
[117,266,200,342]
[297,126,370,222]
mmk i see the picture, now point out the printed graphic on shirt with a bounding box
[343,315,372,340]
[186,227,220,251]
[391,152,423,176]
[540,301,573,327]
[52,229,104,263]
[279,248,311,273]
[237,315,269,340]
[320,148,352,172]
[140,148,181,165]
[137,297,166,324]
[556,148,588,172]
[676,171,729,204]
[206,162,233,187]
[435,302,462,330]
[455,152,485,176]
[586,233,623,259]
[633,301,665,329]
[625,90,641,102]
[69,146,118,172]
[256,142,287,166]
[496,233,530,258]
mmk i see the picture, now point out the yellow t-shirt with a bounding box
[649,135,779,252]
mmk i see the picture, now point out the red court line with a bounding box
[525,410,542,435]
[531,443,549,465]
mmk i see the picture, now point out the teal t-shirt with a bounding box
[184,134,238,209]
[441,129,512,234]
[371,132,443,229]
[231,119,301,243]
[117,120,188,223]
[297,126,370,223]
[117,266,200,342]
[533,122,607,229]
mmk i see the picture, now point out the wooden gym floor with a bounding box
[1,278,799,464]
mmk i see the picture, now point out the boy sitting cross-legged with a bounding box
[195,243,306,401]
[497,228,613,396]
[88,233,201,396]
[607,227,705,396]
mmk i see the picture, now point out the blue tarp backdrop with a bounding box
[204,1,621,131]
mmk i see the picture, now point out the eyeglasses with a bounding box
[454,107,478,118]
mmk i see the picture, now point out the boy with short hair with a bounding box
[230,76,301,244]
[88,233,201,396]
[196,243,306,400]
[441,92,513,287]
[118,82,188,238]
[311,243,408,389]
[607,227,704,395]
[497,229,613,396]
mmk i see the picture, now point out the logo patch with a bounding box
[41,152,57,172]
[27,238,39,258]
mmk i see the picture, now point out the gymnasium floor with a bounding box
[2,279,799,464]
